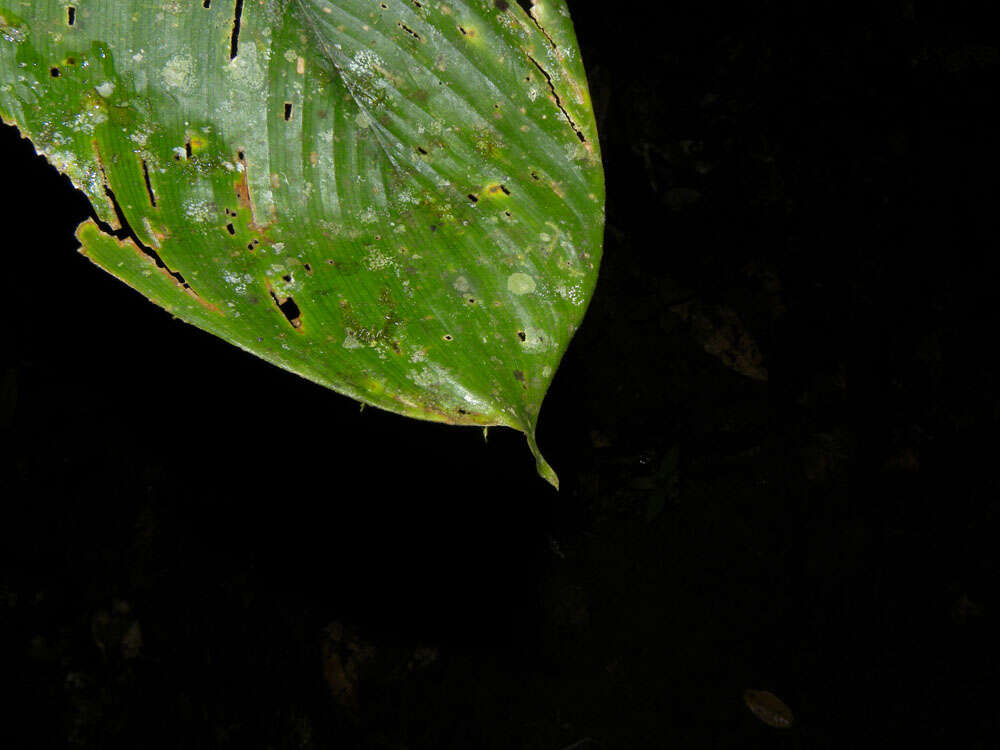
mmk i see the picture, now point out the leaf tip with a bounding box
[525,431,559,489]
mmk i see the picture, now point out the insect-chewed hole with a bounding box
[50,67,61,77]
[467,193,479,204]
[517,330,526,341]
[203,0,211,7]
[442,334,454,341]
[67,6,75,25]
[225,223,236,235]
[283,102,293,121]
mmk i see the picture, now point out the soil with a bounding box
[3,1,999,747]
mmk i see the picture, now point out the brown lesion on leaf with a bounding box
[88,141,220,314]
[233,151,262,228]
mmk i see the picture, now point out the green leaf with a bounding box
[0,0,604,486]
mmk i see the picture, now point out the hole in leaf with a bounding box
[443,334,453,341]
[226,223,236,235]
[269,289,302,328]
[140,159,157,207]
[304,263,313,274]
[516,0,532,12]
[185,140,193,159]
[398,21,422,40]
[283,102,293,121]
[67,6,76,26]
[50,67,61,77]
[203,0,211,7]
[416,146,428,155]
[281,273,292,283]
[229,0,244,59]
[467,193,479,204]
[517,331,526,341]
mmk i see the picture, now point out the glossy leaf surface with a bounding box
[0,0,604,484]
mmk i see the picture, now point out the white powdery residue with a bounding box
[342,334,364,350]
[283,49,298,63]
[272,242,285,254]
[184,198,214,223]
[95,81,115,98]
[366,248,393,271]
[556,282,585,306]
[163,54,194,92]
[222,270,247,294]
[129,131,148,146]
[409,367,439,388]
[359,206,378,224]
[520,326,555,353]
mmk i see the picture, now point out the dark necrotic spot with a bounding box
[495,0,510,10]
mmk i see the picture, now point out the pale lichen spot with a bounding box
[521,326,554,352]
[163,54,194,91]
[507,272,536,295]
[342,333,364,349]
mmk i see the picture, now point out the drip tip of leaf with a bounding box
[525,430,558,489]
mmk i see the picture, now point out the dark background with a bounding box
[3,0,999,746]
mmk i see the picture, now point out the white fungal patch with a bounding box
[366,248,393,270]
[163,54,194,91]
[95,81,115,98]
[342,334,364,349]
[507,272,536,295]
[183,198,213,223]
[520,327,554,352]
